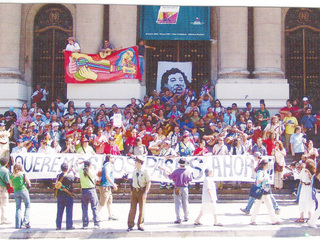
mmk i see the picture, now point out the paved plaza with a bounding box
[0,201,320,239]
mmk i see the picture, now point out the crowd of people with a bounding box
[1,79,320,230]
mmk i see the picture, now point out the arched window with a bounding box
[33,4,73,102]
[285,8,320,107]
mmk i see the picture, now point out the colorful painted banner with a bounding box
[11,153,274,183]
[64,46,141,83]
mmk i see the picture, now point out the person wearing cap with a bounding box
[76,138,95,154]
[55,163,75,230]
[162,158,193,224]
[301,97,312,115]
[98,155,118,221]
[4,107,17,123]
[127,155,151,231]
[104,137,120,155]
[175,133,195,157]
[64,36,80,53]
[301,107,317,142]
[78,160,100,229]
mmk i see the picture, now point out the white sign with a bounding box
[113,113,122,128]
[11,153,274,183]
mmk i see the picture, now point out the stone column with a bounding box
[109,5,137,49]
[253,8,284,78]
[76,4,104,53]
[219,7,249,78]
[0,4,22,78]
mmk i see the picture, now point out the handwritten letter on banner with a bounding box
[11,153,274,183]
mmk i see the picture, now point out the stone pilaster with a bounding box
[109,5,137,49]
[253,8,284,78]
[75,4,104,53]
[218,7,249,79]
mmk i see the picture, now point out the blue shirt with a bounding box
[301,115,317,129]
[223,113,236,126]
[100,162,114,187]
[290,133,305,153]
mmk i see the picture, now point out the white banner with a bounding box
[10,153,274,183]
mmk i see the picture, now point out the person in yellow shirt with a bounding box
[283,110,298,153]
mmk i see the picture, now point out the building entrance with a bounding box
[33,4,73,102]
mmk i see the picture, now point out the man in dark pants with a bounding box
[55,163,75,230]
[127,155,151,232]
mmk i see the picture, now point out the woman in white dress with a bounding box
[295,160,315,223]
[194,168,222,226]
[273,141,286,189]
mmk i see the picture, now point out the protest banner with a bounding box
[11,153,274,183]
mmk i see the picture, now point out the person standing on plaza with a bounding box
[308,161,320,228]
[194,168,222,227]
[250,160,280,225]
[79,160,100,229]
[283,110,298,153]
[0,158,10,225]
[162,158,193,224]
[9,163,31,229]
[55,163,75,230]
[98,155,118,221]
[127,155,151,232]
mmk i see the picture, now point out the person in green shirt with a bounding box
[0,157,10,225]
[79,160,99,229]
[9,163,31,229]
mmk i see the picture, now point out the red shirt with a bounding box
[104,144,120,155]
[263,138,276,156]
[194,147,209,156]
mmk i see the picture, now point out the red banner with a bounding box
[64,46,141,83]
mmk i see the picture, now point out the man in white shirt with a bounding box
[64,37,81,53]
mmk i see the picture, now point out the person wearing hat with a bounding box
[127,155,151,231]
[4,107,17,123]
[63,37,81,53]
[78,160,100,229]
[175,133,195,157]
[302,97,312,114]
[55,163,75,230]
[161,158,193,224]
[76,138,95,154]
[104,137,120,155]
[32,113,45,134]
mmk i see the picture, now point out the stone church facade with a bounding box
[0,4,318,112]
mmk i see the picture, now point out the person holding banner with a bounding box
[127,155,151,232]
